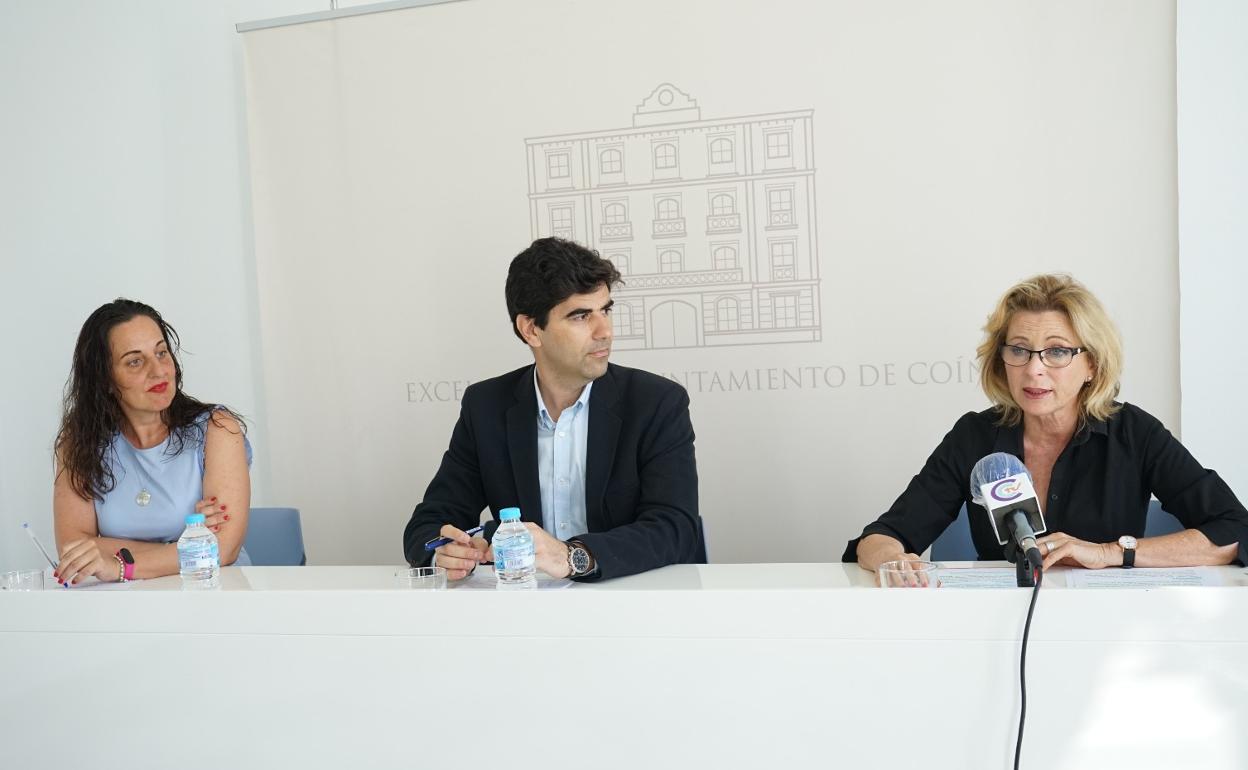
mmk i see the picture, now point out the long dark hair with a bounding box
[54,299,245,501]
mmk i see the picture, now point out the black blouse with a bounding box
[843,403,1248,564]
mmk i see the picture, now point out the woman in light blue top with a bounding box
[53,299,252,585]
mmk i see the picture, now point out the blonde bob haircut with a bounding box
[977,274,1123,427]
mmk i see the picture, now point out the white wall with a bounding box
[1178,0,1248,501]
[0,0,316,571]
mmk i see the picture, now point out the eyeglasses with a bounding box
[1000,344,1087,369]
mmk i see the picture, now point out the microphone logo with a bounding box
[990,478,1024,502]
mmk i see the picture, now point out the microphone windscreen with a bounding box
[969,452,1031,504]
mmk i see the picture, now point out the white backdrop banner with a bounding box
[240,0,1177,565]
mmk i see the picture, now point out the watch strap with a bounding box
[115,549,135,581]
[1122,543,1135,569]
[567,540,597,578]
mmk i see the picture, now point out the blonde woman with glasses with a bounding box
[847,274,1246,572]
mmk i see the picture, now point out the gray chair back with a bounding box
[930,504,976,561]
[243,507,307,566]
[1144,499,1183,537]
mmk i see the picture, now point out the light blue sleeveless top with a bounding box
[96,409,253,565]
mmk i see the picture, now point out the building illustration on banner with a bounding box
[525,84,822,350]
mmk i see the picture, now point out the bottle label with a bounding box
[495,544,535,573]
[179,541,219,572]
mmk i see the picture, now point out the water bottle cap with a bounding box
[499,507,521,522]
[186,513,206,525]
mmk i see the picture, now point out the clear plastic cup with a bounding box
[394,566,447,590]
[0,569,47,591]
[878,560,941,588]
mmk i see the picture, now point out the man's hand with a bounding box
[520,523,571,579]
[433,524,489,580]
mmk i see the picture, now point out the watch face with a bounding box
[1118,536,1138,550]
[570,547,591,574]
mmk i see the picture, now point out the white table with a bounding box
[3,563,1246,770]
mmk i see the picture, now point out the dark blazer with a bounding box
[402,363,704,580]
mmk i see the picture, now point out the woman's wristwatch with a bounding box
[1117,536,1137,568]
[114,548,135,582]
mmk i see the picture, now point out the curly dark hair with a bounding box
[54,299,245,501]
[505,237,623,342]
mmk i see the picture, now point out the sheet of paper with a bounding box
[935,568,1035,589]
[449,567,574,591]
[1067,567,1221,588]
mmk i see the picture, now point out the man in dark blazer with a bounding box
[402,238,703,581]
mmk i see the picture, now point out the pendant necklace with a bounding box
[133,454,154,507]
[128,428,166,508]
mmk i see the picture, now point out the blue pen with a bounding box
[424,525,485,551]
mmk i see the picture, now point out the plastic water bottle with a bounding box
[177,513,220,589]
[493,507,536,589]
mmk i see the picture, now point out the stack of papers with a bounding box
[933,566,1223,589]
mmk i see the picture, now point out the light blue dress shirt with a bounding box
[533,368,592,541]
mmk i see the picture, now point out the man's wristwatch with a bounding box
[566,540,596,578]
[1117,535,1137,569]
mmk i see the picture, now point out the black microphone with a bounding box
[969,452,1048,585]
[1006,511,1042,565]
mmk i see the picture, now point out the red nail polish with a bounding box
[211,497,217,501]
[220,505,227,510]
[224,514,231,521]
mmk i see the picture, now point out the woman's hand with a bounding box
[194,497,232,534]
[55,539,120,585]
[1039,532,1120,571]
[856,534,919,574]
[855,534,928,585]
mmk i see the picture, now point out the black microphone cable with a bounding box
[1014,564,1043,770]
